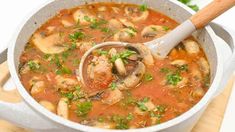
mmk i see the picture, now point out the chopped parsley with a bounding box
[176,64,188,72]
[160,68,170,73]
[27,60,40,71]
[111,115,130,129]
[139,4,148,12]
[72,59,80,66]
[109,82,117,90]
[63,92,74,100]
[127,26,137,33]
[110,50,136,63]
[69,31,85,41]
[166,73,182,86]
[126,113,134,121]
[136,97,149,112]
[76,101,92,117]
[178,0,199,11]
[143,73,154,82]
[97,49,108,56]
[162,26,170,31]
[56,66,72,75]
[90,19,107,29]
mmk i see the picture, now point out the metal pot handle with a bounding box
[0,61,60,130]
[209,22,235,97]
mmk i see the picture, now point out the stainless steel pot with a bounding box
[0,0,235,132]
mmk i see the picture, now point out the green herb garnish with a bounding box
[27,60,40,71]
[162,26,170,31]
[136,97,149,112]
[56,66,72,75]
[166,73,182,86]
[109,82,117,90]
[69,31,85,41]
[144,73,154,82]
[76,101,92,117]
[139,4,148,12]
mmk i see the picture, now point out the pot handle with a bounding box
[0,61,60,130]
[209,22,235,97]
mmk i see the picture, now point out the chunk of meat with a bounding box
[102,89,123,105]
[90,55,113,88]
[55,75,78,91]
[29,77,45,95]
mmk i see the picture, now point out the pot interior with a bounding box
[12,0,218,130]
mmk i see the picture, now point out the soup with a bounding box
[19,3,210,129]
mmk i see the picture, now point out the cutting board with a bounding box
[0,61,234,132]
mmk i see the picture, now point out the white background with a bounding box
[0,0,235,131]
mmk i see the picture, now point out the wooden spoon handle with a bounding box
[190,0,235,29]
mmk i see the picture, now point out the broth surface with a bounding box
[19,3,210,129]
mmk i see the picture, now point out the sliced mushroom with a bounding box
[171,60,187,66]
[118,61,146,90]
[73,8,95,25]
[114,28,137,42]
[55,75,78,91]
[39,100,56,113]
[32,33,67,54]
[124,6,149,22]
[134,100,155,115]
[128,44,154,66]
[29,77,45,95]
[102,88,123,105]
[108,48,126,76]
[108,19,123,31]
[61,19,73,27]
[57,98,69,119]
[119,19,135,28]
[114,58,127,76]
[183,39,200,54]
[197,57,210,75]
[141,25,168,38]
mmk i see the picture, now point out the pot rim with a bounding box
[7,0,224,131]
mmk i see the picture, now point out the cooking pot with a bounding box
[0,0,235,132]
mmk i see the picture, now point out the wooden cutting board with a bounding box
[0,61,234,132]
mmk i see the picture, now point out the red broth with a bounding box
[19,3,210,129]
